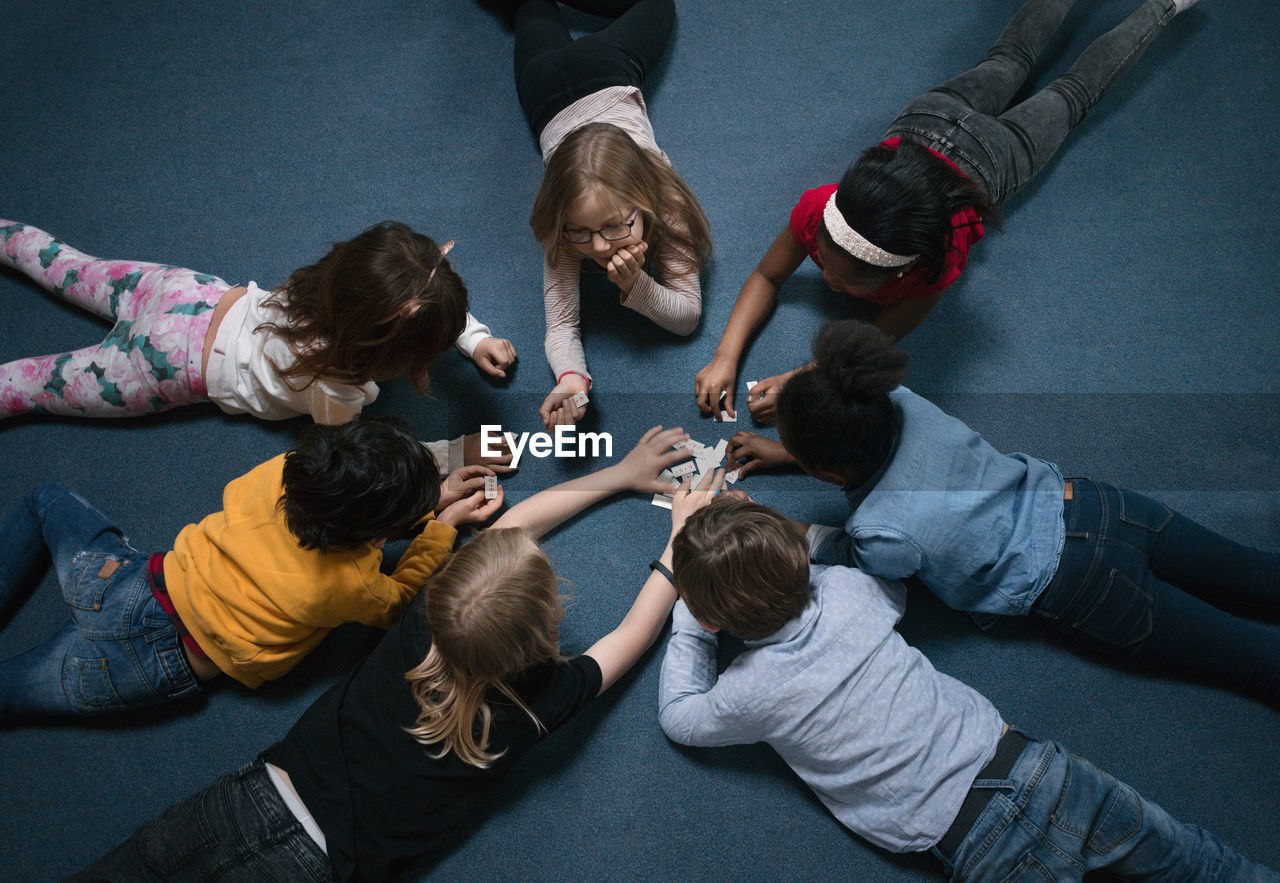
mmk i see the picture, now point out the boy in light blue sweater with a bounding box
[656,497,1274,881]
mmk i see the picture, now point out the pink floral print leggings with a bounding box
[0,221,231,418]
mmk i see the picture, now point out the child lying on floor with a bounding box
[657,496,1275,880]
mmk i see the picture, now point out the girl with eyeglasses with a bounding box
[515,0,712,431]
[0,220,516,469]
[695,0,1202,424]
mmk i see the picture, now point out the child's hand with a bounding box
[463,432,515,472]
[615,425,692,493]
[438,464,497,511]
[437,486,504,528]
[745,369,796,424]
[539,373,590,433]
[725,431,796,479]
[670,468,725,536]
[606,242,647,294]
[694,356,737,418]
[471,336,517,379]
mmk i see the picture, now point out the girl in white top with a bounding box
[0,219,517,469]
[514,0,711,430]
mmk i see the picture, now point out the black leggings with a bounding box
[514,0,675,138]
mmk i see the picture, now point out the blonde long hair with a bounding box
[405,529,565,768]
[530,122,711,283]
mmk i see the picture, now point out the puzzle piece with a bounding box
[717,390,737,423]
[670,461,696,478]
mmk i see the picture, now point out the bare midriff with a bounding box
[201,285,250,380]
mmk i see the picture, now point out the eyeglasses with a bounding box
[563,209,639,244]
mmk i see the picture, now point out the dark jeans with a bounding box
[514,0,674,137]
[0,484,202,719]
[885,0,1178,204]
[1031,479,1280,706]
[71,760,331,882]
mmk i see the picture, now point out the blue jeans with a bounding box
[885,0,1178,204]
[70,759,331,882]
[1031,479,1280,706]
[940,736,1277,880]
[514,0,674,137]
[0,484,202,719]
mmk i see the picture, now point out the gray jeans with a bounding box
[885,0,1178,205]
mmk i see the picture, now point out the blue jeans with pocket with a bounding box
[1030,478,1280,706]
[0,483,202,719]
[885,0,1179,204]
[940,735,1278,880]
[69,759,331,882]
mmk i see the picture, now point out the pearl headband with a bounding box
[822,193,917,268]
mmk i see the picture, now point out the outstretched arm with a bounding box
[587,469,726,694]
[695,226,806,417]
[492,426,691,540]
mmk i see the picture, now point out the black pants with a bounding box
[514,0,674,137]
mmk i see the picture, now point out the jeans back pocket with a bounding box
[1064,568,1154,654]
[62,552,127,613]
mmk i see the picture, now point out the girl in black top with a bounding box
[72,427,725,882]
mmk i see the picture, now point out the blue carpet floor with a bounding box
[1,0,1277,878]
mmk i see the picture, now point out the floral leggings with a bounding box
[0,221,230,418]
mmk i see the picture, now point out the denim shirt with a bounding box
[808,387,1066,619]
[658,565,1003,853]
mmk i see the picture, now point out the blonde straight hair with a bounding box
[405,529,565,768]
[530,122,712,284]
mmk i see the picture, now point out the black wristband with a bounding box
[649,559,676,585]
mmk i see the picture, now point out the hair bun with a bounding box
[812,320,909,401]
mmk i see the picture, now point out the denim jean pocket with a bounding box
[1116,490,1173,533]
[995,852,1057,883]
[1051,754,1143,857]
[63,551,129,613]
[65,656,127,713]
[134,780,221,873]
[1066,568,1153,653]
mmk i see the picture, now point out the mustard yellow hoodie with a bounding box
[164,454,457,688]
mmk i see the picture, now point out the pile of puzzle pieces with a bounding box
[651,437,740,509]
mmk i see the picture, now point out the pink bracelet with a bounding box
[556,370,592,389]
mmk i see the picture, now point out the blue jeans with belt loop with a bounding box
[0,483,202,719]
[940,735,1278,881]
[885,0,1181,205]
[1031,478,1280,707]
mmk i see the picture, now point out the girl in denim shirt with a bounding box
[726,320,1280,707]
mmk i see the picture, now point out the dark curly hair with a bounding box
[279,415,441,551]
[776,320,910,487]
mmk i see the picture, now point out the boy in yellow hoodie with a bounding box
[0,415,501,719]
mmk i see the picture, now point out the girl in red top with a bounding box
[696,0,1202,422]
